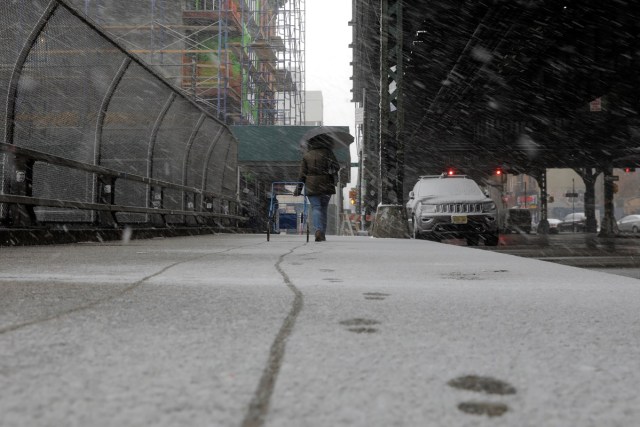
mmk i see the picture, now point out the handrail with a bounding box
[0,142,238,203]
[0,0,245,232]
[0,142,247,227]
[0,194,245,221]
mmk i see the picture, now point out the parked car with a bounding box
[504,208,532,234]
[532,218,561,234]
[406,174,499,245]
[547,218,561,234]
[617,214,640,234]
[557,212,587,232]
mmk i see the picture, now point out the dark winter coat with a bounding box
[298,143,340,196]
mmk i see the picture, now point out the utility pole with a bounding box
[359,90,366,233]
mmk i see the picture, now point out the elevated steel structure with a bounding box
[352,0,640,234]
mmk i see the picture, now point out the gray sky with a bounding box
[306,0,354,135]
[306,1,357,193]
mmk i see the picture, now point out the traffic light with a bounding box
[493,167,506,182]
[446,167,456,176]
[348,188,357,205]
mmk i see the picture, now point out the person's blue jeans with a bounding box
[308,194,331,234]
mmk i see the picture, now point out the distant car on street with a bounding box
[534,218,561,234]
[617,214,640,234]
[547,218,561,234]
[558,212,587,232]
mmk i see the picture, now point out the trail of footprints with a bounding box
[338,293,389,334]
[448,375,517,417]
[338,318,380,334]
[325,270,515,418]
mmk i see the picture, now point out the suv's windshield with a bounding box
[416,178,485,198]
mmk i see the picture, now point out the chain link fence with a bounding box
[1,0,240,227]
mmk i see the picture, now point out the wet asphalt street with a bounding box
[475,232,640,279]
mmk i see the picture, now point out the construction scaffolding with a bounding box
[76,0,305,125]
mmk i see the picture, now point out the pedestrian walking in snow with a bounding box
[295,135,339,242]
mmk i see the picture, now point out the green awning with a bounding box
[232,125,352,163]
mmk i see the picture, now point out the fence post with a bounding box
[150,186,166,227]
[97,176,118,227]
[9,156,36,227]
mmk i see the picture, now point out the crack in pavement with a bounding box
[0,242,261,335]
[241,243,306,427]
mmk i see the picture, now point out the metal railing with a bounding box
[1,0,244,230]
[0,142,244,228]
[184,0,218,11]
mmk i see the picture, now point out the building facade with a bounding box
[71,0,305,125]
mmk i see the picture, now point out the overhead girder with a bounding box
[352,0,640,203]
[402,1,640,179]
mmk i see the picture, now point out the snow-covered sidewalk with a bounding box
[1,234,639,426]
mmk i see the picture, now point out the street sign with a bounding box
[589,97,602,112]
[565,192,579,198]
[604,175,619,181]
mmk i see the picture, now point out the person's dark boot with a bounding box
[320,232,327,241]
[315,230,323,242]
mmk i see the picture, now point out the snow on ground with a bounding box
[1,234,639,426]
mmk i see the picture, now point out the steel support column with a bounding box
[599,165,618,236]
[352,0,381,227]
[533,169,548,234]
[378,0,404,205]
[576,167,600,233]
[372,0,408,238]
